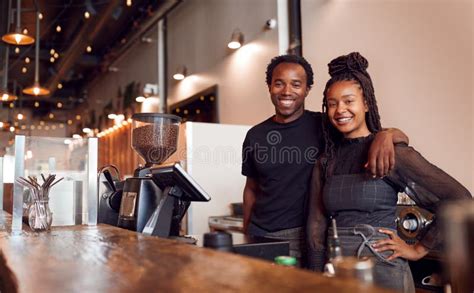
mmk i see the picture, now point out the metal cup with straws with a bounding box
[16,174,63,231]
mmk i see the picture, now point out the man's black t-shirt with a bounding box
[242,110,324,232]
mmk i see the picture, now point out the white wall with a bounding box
[167,0,279,125]
[301,0,473,193]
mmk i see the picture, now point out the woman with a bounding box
[306,52,471,292]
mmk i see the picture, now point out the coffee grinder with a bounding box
[117,113,181,233]
[117,113,211,237]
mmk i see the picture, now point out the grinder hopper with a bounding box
[131,113,182,171]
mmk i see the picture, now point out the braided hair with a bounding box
[321,52,382,176]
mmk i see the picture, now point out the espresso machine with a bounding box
[116,113,210,238]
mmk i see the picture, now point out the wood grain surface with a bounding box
[0,212,393,293]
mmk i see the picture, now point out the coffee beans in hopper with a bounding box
[132,124,179,164]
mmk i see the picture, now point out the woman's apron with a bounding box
[325,174,415,293]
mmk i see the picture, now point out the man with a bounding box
[241,55,407,267]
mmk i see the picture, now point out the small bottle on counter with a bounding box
[274,256,297,267]
[324,218,343,276]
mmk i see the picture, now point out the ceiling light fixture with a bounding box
[135,96,146,103]
[15,47,20,54]
[0,0,18,102]
[25,57,30,63]
[86,45,92,53]
[0,46,18,102]
[228,29,244,49]
[17,113,24,120]
[56,25,61,32]
[2,0,35,45]
[23,12,50,96]
[173,66,187,81]
[84,11,90,19]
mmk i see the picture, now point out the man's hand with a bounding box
[366,128,409,177]
[365,130,395,177]
[372,229,429,261]
[243,178,258,234]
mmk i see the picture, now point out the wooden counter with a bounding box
[0,212,393,293]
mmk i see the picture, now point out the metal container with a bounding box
[440,199,474,293]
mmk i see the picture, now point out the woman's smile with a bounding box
[326,80,370,139]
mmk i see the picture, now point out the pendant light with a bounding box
[0,0,18,102]
[23,12,50,96]
[0,46,18,102]
[2,0,35,45]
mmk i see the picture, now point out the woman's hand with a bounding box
[372,229,429,261]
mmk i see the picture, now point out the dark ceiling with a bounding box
[0,0,173,120]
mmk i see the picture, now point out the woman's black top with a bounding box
[307,134,472,270]
[323,135,399,230]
